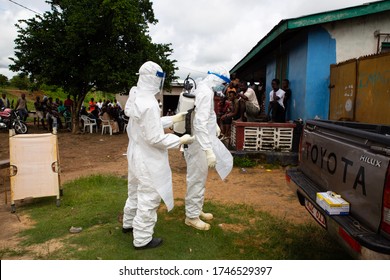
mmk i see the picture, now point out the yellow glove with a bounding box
[216,125,221,137]
[172,112,188,123]
[179,134,195,145]
[205,149,216,168]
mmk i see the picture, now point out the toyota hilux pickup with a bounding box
[286,119,390,259]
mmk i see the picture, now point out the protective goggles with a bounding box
[136,70,166,78]
[156,70,166,78]
[157,71,166,91]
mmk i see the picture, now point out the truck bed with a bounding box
[287,168,390,255]
[286,119,390,259]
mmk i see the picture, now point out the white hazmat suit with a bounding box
[122,61,193,249]
[184,67,233,230]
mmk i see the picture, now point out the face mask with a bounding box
[212,84,225,93]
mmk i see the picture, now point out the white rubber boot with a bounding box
[185,217,211,231]
[200,211,214,221]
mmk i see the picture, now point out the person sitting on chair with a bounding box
[101,105,120,134]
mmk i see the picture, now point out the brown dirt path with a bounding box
[0,124,312,259]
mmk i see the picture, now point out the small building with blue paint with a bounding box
[230,1,390,121]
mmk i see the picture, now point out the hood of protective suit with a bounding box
[136,61,165,95]
[203,66,230,88]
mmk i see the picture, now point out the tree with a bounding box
[10,0,177,133]
[10,74,30,90]
[0,74,9,86]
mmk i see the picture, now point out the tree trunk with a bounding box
[71,90,88,134]
[71,106,80,134]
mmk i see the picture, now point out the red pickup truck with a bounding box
[286,119,390,259]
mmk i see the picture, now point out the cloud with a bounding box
[149,0,276,76]
[0,0,49,78]
[0,9,30,76]
[0,0,377,80]
[149,0,375,79]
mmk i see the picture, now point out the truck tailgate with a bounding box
[287,168,390,255]
[300,121,390,232]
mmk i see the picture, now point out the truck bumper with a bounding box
[286,168,390,260]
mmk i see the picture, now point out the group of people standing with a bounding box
[2,90,127,134]
[122,61,233,250]
[0,93,30,122]
[1,92,73,132]
[34,95,73,132]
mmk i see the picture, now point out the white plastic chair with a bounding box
[100,117,112,135]
[81,115,97,133]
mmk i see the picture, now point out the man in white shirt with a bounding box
[96,99,103,110]
[268,78,286,122]
[237,82,260,122]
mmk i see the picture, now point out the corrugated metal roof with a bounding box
[231,0,390,73]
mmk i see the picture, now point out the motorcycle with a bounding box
[0,108,28,134]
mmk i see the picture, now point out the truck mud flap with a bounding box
[287,168,390,255]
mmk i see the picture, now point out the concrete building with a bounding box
[159,81,184,116]
[230,1,390,121]
[115,81,185,117]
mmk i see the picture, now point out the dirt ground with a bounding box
[0,123,313,259]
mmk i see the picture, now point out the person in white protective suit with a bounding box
[122,61,194,250]
[184,67,233,231]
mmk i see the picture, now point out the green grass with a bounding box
[0,247,29,259]
[6,175,351,260]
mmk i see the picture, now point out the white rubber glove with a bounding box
[179,134,195,145]
[171,112,188,123]
[216,125,221,137]
[205,149,217,168]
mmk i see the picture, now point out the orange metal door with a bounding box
[355,53,390,125]
[329,60,357,121]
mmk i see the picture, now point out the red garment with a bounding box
[89,101,96,112]
[64,98,73,109]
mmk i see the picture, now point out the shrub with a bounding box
[233,156,257,168]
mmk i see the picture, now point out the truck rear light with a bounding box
[381,165,390,234]
[338,227,361,253]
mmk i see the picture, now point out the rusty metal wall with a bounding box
[355,52,390,124]
[329,52,390,124]
[329,60,357,121]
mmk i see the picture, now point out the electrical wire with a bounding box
[7,0,42,15]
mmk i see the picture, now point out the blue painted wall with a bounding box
[263,26,336,120]
[287,36,308,121]
[305,27,336,120]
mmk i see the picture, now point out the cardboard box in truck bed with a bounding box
[316,191,350,215]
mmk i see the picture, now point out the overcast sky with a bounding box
[0,0,380,81]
